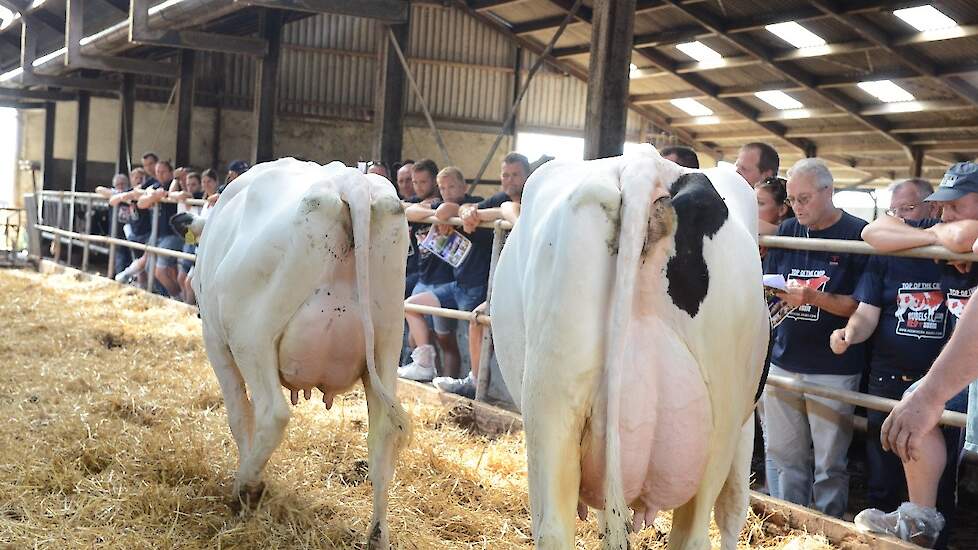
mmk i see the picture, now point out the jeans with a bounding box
[762,364,861,518]
[113,242,132,277]
[967,381,977,454]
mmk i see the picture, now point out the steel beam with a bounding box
[252,9,283,164]
[810,1,978,112]
[373,14,409,166]
[20,16,119,92]
[662,0,913,158]
[451,0,719,158]
[117,73,134,174]
[0,87,75,101]
[42,101,55,191]
[234,0,408,22]
[66,0,177,78]
[583,0,635,160]
[129,0,268,56]
[175,49,195,167]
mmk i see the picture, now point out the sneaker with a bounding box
[854,502,944,548]
[432,373,476,399]
[397,345,436,382]
[114,270,132,283]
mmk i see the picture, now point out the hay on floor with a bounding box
[0,268,835,548]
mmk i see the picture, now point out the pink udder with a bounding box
[278,284,366,407]
[579,316,710,515]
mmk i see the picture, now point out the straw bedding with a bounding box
[0,268,836,549]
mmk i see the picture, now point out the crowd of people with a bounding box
[92,143,976,548]
[95,153,245,303]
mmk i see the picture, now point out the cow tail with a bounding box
[340,180,411,449]
[601,163,657,546]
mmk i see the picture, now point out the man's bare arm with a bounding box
[926,220,978,253]
[811,292,859,318]
[404,204,436,223]
[861,215,937,251]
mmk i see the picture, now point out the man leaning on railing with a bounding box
[851,162,978,548]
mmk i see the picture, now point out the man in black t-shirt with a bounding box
[828,179,947,515]
[763,158,868,518]
[434,153,530,398]
[852,162,978,547]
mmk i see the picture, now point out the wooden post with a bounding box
[53,192,65,262]
[69,92,91,266]
[81,196,93,271]
[146,204,160,292]
[910,146,924,178]
[42,102,56,191]
[583,0,636,160]
[252,9,284,164]
[373,14,410,167]
[176,49,196,168]
[107,204,118,277]
[117,74,135,175]
[475,222,506,402]
[24,194,40,258]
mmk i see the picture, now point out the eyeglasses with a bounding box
[886,203,921,217]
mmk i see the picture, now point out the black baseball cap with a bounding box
[227,160,249,174]
[924,162,978,202]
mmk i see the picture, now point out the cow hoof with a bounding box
[232,481,266,512]
[366,522,389,549]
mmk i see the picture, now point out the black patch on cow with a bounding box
[665,173,728,317]
[755,325,773,403]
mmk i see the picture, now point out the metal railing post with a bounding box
[146,204,160,292]
[81,196,93,271]
[107,204,119,277]
[66,192,75,266]
[475,221,506,402]
[53,192,65,262]
[24,195,40,258]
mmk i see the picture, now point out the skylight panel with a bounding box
[894,5,957,32]
[676,41,722,63]
[765,22,826,49]
[857,80,916,103]
[755,90,804,110]
[671,98,714,117]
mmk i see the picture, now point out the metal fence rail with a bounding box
[19,191,977,439]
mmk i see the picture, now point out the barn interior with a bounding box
[2,0,978,210]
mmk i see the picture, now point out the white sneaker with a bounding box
[398,345,436,382]
[854,502,944,548]
[114,270,131,283]
[432,373,476,399]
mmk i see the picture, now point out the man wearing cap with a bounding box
[855,162,978,547]
[828,179,956,527]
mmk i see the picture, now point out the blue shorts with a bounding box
[155,234,185,268]
[412,281,487,334]
[179,243,196,273]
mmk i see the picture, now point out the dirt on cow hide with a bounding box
[0,268,837,549]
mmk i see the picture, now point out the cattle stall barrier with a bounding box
[20,191,978,457]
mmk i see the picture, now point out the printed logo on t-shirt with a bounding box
[947,285,975,319]
[894,283,947,339]
[786,270,830,322]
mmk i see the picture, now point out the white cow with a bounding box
[490,146,769,549]
[190,158,411,549]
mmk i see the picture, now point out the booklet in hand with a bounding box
[764,274,798,329]
[419,226,472,268]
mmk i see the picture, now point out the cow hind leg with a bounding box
[231,340,292,507]
[202,329,255,474]
[522,388,584,549]
[362,372,399,549]
[714,419,754,550]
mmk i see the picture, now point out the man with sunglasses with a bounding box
[851,162,978,547]
[762,158,870,518]
[828,179,959,539]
